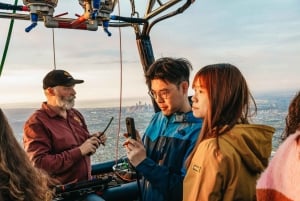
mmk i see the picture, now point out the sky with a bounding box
[0,0,299,108]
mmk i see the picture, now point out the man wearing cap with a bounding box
[23,69,106,201]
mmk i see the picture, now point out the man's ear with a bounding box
[46,87,55,96]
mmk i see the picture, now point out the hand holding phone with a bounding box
[125,117,139,168]
[126,117,137,140]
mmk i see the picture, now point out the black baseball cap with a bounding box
[43,69,84,89]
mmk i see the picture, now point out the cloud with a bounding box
[0,0,300,107]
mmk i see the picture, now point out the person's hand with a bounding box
[123,136,146,167]
[79,136,101,156]
[123,129,141,141]
[91,132,107,146]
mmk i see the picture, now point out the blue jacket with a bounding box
[135,111,202,201]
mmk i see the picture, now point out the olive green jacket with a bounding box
[183,124,275,201]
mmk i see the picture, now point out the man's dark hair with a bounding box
[145,57,193,87]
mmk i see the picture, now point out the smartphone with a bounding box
[125,117,137,140]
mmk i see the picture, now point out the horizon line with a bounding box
[1,91,296,109]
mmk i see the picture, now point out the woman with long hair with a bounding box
[281,91,300,141]
[256,91,300,201]
[183,63,275,201]
[0,108,55,201]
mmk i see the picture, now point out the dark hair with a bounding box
[281,91,300,141]
[145,57,193,87]
[0,109,55,201]
[186,63,256,167]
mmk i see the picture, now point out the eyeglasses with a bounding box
[148,89,172,100]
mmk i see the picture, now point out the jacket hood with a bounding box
[222,124,275,173]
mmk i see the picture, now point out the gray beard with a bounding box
[56,97,75,110]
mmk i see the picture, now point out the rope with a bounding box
[121,2,143,200]
[0,0,18,76]
[114,0,123,163]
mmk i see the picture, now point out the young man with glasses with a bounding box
[124,57,203,201]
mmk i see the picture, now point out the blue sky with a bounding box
[0,0,299,108]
